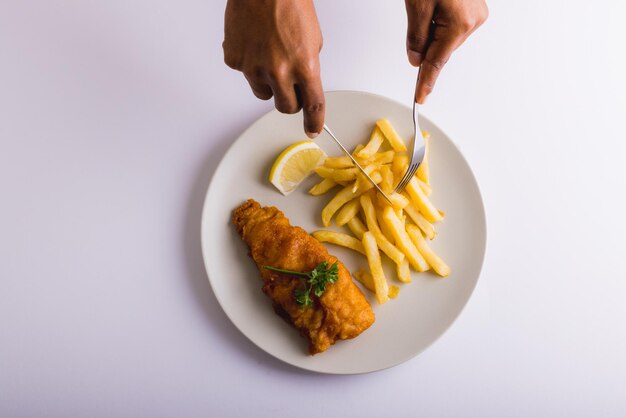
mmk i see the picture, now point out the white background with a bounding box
[1,0,625,416]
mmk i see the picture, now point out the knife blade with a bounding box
[322,124,393,204]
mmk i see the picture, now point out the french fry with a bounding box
[361,231,389,304]
[352,144,365,156]
[346,216,367,240]
[381,206,429,272]
[309,178,338,195]
[379,165,394,195]
[396,258,412,283]
[324,156,354,169]
[390,192,411,210]
[360,193,405,265]
[335,198,360,227]
[321,173,380,227]
[353,269,373,290]
[416,131,430,184]
[417,177,432,196]
[326,147,392,168]
[375,191,410,212]
[368,171,383,184]
[388,284,400,299]
[376,208,396,245]
[376,119,407,152]
[354,269,399,298]
[405,177,443,223]
[397,207,404,220]
[403,202,436,240]
[396,208,406,229]
[406,224,450,277]
[333,168,357,183]
[359,150,395,166]
[314,166,334,177]
[314,166,358,183]
[321,185,365,227]
[373,150,395,165]
[323,143,363,174]
[312,230,366,255]
[392,154,409,179]
[352,163,381,193]
[357,126,385,159]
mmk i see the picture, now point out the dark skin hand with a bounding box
[223,0,325,138]
[405,0,489,103]
[223,0,487,136]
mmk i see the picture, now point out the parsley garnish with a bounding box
[263,261,339,309]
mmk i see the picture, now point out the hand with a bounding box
[405,0,488,103]
[223,0,325,138]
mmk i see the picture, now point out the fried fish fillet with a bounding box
[233,199,375,354]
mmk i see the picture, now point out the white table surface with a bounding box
[2,1,626,416]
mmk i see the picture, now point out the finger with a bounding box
[405,0,436,67]
[244,74,273,100]
[415,29,464,104]
[269,77,301,115]
[297,76,325,138]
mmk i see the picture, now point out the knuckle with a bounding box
[276,99,300,114]
[478,5,489,24]
[249,83,272,101]
[458,17,476,33]
[282,105,301,115]
[223,54,240,70]
[305,101,324,114]
[420,80,435,96]
[267,63,290,82]
[250,65,265,79]
[407,32,429,50]
[266,69,278,82]
[424,57,447,71]
[297,58,320,80]
[458,7,489,33]
[253,90,272,101]
[222,42,240,69]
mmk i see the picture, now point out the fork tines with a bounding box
[395,163,419,193]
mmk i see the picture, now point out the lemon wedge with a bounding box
[269,141,327,195]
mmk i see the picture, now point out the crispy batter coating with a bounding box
[233,199,375,354]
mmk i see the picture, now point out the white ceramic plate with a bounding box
[201,90,486,374]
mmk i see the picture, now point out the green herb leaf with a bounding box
[327,262,339,283]
[294,287,312,308]
[263,261,339,309]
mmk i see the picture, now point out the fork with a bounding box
[394,96,426,193]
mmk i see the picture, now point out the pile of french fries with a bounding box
[310,119,449,304]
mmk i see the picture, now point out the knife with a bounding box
[322,124,393,204]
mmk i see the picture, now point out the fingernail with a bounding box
[306,131,319,139]
[416,93,427,105]
[408,50,422,67]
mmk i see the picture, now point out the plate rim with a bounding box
[200,89,487,374]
